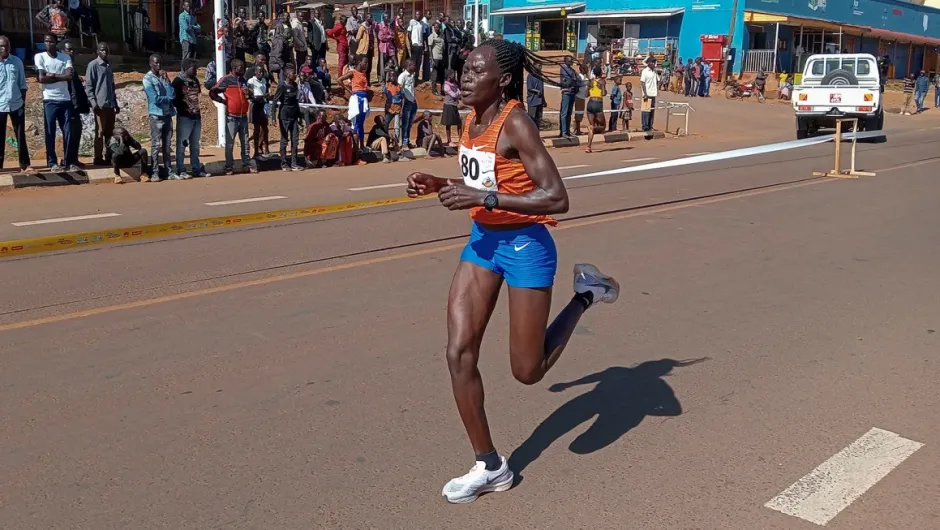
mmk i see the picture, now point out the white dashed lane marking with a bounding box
[11,213,122,227]
[764,427,924,526]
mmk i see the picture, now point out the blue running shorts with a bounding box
[460,222,558,288]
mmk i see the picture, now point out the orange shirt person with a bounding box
[405,39,621,504]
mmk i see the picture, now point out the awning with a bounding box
[489,3,586,17]
[295,2,328,9]
[567,8,684,20]
[864,27,940,46]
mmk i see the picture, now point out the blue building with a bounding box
[488,0,940,78]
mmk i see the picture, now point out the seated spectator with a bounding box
[416,111,445,157]
[779,75,794,100]
[303,111,336,167]
[109,126,151,183]
[330,114,364,166]
[315,57,332,91]
[367,115,395,163]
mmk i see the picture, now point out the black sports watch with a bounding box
[483,192,499,211]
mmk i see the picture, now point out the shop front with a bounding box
[491,2,584,52]
[567,8,682,61]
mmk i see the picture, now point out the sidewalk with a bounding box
[0,129,666,191]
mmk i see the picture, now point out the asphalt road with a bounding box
[1,111,939,529]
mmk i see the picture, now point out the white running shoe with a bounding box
[574,263,620,305]
[442,456,514,504]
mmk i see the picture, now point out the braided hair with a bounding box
[476,39,564,105]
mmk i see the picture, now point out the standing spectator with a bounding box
[85,42,118,166]
[270,11,293,80]
[312,10,327,62]
[377,11,396,81]
[178,1,200,60]
[673,58,685,93]
[291,11,308,69]
[367,115,395,163]
[397,59,417,149]
[441,69,462,145]
[700,60,712,97]
[271,65,302,171]
[328,15,350,74]
[639,57,659,132]
[172,59,208,178]
[204,59,217,89]
[109,127,150,183]
[573,63,588,135]
[70,0,96,37]
[620,81,635,131]
[407,11,425,84]
[608,75,623,132]
[690,58,701,98]
[61,41,89,169]
[934,72,940,109]
[338,56,370,144]
[233,8,250,62]
[247,60,272,159]
[356,14,375,85]
[914,69,929,113]
[210,59,257,174]
[36,0,71,39]
[558,55,578,138]
[303,10,321,68]
[384,70,403,143]
[0,35,31,172]
[346,6,361,57]
[683,58,693,96]
[902,73,916,115]
[526,70,544,128]
[428,22,445,95]
[395,13,410,67]
[35,34,75,172]
[142,54,177,180]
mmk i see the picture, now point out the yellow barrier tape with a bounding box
[0,196,421,258]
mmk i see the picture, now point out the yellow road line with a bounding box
[0,196,426,259]
[0,178,832,332]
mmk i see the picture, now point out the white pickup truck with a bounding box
[792,53,884,139]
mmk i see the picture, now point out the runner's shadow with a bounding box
[509,358,708,481]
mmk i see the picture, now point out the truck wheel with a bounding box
[820,69,859,86]
[796,118,809,139]
[868,110,884,131]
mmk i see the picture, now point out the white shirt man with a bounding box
[35,37,77,170]
[398,69,415,102]
[640,63,659,100]
[639,61,659,132]
[34,47,72,102]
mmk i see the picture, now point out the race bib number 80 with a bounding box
[459,145,497,192]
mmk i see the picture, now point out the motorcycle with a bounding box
[724,79,765,102]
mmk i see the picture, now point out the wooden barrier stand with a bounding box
[812,118,877,179]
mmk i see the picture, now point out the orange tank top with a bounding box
[351,70,368,92]
[458,100,557,226]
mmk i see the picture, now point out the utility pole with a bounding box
[725,0,740,82]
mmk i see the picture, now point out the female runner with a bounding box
[584,66,607,153]
[405,39,621,504]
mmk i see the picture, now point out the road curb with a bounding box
[0,131,665,191]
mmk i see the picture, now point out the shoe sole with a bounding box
[443,473,514,504]
[574,263,621,304]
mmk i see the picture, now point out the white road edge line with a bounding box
[12,213,122,227]
[558,164,591,170]
[204,196,288,206]
[764,427,923,526]
[683,152,712,156]
[622,157,660,163]
[348,183,405,191]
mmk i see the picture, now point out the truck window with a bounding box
[856,60,871,76]
[841,59,856,74]
[811,60,825,76]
